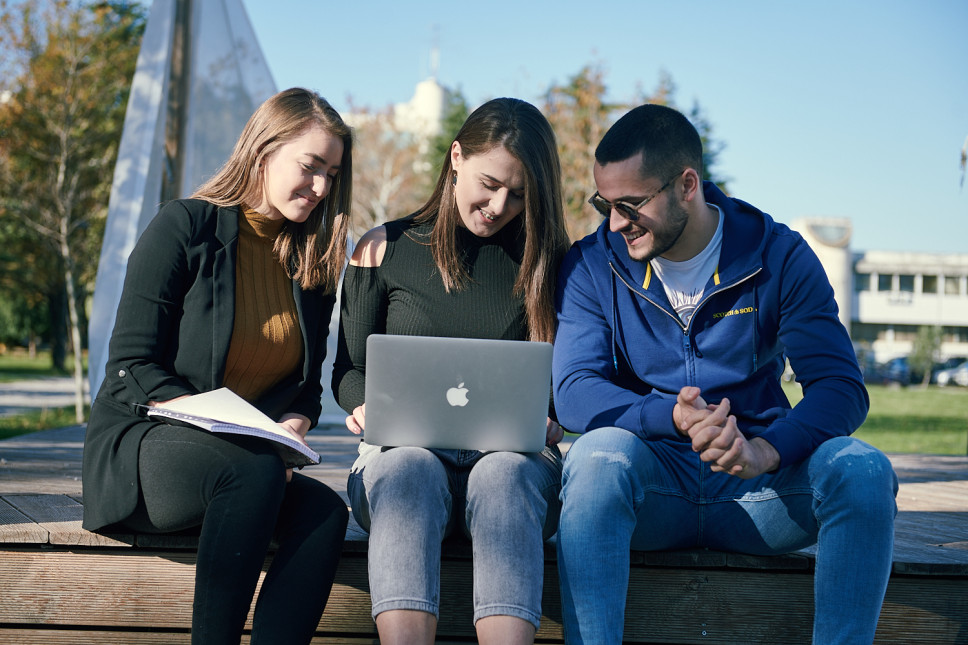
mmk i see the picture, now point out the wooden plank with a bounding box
[620,567,968,645]
[2,493,134,547]
[2,488,967,574]
[4,546,962,644]
[0,496,48,543]
[0,631,388,644]
[877,576,968,645]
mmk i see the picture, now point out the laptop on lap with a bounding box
[363,335,552,452]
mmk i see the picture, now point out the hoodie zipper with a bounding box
[608,261,762,360]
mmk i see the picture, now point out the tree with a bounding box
[423,89,469,186]
[0,213,51,352]
[909,325,942,386]
[633,70,730,192]
[544,65,729,240]
[0,0,145,421]
[544,65,620,240]
[346,105,425,238]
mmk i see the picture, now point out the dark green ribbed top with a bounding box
[332,216,527,414]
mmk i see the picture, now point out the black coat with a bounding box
[82,199,335,531]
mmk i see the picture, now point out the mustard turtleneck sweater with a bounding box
[222,207,303,402]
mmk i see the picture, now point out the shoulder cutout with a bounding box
[349,225,387,267]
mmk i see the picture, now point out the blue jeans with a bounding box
[348,443,562,628]
[557,427,898,645]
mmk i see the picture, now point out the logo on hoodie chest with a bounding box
[711,306,756,320]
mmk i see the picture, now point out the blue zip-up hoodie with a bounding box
[553,182,869,467]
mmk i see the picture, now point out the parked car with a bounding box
[882,356,912,385]
[935,360,968,387]
[932,357,967,384]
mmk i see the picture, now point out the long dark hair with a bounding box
[193,88,353,293]
[413,98,568,343]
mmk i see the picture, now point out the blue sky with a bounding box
[241,0,968,254]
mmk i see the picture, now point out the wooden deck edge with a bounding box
[3,491,968,576]
[2,545,966,644]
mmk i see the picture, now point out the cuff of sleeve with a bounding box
[631,396,684,443]
[757,420,814,468]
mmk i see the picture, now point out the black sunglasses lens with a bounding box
[591,196,611,217]
[617,204,637,219]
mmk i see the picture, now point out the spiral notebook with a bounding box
[363,335,552,452]
[144,388,320,468]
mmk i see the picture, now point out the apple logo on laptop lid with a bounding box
[446,382,469,407]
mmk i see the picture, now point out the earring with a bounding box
[452,172,457,186]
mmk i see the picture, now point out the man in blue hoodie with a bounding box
[553,104,898,644]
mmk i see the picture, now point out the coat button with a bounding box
[118,369,126,377]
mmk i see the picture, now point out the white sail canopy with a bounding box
[88,0,275,399]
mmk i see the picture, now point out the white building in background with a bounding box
[794,217,854,331]
[394,76,450,139]
[793,217,968,364]
[851,250,968,362]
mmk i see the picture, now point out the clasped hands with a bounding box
[673,386,779,479]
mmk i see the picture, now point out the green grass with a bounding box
[0,350,89,439]
[783,381,968,455]
[0,405,89,440]
[0,350,86,382]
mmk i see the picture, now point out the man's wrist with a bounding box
[750,437,781,473]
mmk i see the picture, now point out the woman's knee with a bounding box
[362,447,452,528]
[467,451,561,537]
[468,451,537,494]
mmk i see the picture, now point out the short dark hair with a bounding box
[595,103,703,181]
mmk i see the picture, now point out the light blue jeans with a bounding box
[348,442,562,628]
[557,428,898,645]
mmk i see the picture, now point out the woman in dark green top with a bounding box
[332,98,569,645]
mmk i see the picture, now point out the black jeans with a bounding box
[125,424,348,645]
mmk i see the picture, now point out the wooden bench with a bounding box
[1,426,967,644]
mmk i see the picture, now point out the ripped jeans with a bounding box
[556,428,898,645]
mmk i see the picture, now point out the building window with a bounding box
[945,276,961,296]
[851,322,881,343]
[855,273,870,292]
[878,274,893,292]
[944,326,968,343]
[892,324,918,342]
[898,275,915,292]
[922,275,938,294]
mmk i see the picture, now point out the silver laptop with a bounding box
[363,335,552,452]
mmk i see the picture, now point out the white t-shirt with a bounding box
[650,205,724,326]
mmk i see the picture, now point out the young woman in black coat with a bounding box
[82,87,353,645]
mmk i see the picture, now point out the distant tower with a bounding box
[393,31,449,140]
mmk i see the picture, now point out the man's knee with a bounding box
[813,437,898,511]
[564,427,641,482]
[560,428,647,518]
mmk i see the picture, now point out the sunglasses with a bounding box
[588,175,678,221]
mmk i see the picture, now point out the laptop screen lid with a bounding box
[363,335,551,453]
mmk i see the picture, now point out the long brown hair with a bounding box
[413,98,568,343]
[192,88,353,293]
